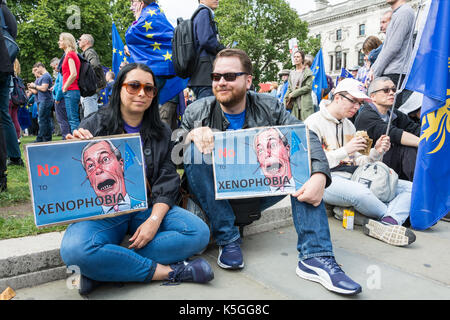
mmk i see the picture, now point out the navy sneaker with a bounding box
[218,239,244,269]
[78,274,101,296]
[167,258,214,284]
[296,256,362,295]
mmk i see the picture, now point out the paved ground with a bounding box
[12,216,450,301]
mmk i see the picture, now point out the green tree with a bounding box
[215,0,320,84]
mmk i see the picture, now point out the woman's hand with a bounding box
[65,128,94,140]
[128,217,160,250]
[292,173,327,207]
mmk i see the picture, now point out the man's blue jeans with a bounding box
[80,93,98,118]
[63,90,80,133]
[60,205,210,282]
[191,86,214,100]
[36,100,53,142]
[184,144,334,261]
[0,73,21,158]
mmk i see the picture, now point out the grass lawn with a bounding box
[0,135,66,240]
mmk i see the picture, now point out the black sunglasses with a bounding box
[373,87,397,94]
[339,94,363,106]
[211,72,248,82]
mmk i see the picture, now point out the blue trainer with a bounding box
[296,256,362,295]
[218,239,244,269]
[167,258,214,284]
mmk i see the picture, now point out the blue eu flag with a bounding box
[125,3,188,105]
[311,49,328,104]
[335,68,354,86]
[124,143,136,170]
[405,0,450,230]
[112,22,134,77]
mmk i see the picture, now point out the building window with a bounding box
[336,51,342,70]
[343,52,347,69]
[336,29,342,41]
[359,24,365,36]
[358,51,365,66]
[329,55,334,71]
[316,34,321,42]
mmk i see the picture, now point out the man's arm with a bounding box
[194,9,223,55]
[400,131,419,147]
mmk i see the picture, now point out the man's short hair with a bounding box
[214,49,253,75]
[367,76,393,96]
[33,62,45,69]
[81,140,122,170]
[50,57,60,67]
[81,34,95,46]
[106,71,115,80]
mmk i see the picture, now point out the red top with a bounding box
[61,51,80,91]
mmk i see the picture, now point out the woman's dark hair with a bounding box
[106,62,164,140]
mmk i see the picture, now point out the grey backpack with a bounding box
[351,161,398,202]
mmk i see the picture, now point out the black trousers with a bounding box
[382,143,417,182]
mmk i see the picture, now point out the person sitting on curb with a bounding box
[179,48,362,296]
[355,76,420,182]
[304,78,416,247]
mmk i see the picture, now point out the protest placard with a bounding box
[25,134,148,228]
[212,124,311,200]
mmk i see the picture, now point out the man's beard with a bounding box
[214,86,247,109]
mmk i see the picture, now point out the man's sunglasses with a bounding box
[122,81,157,98]
[211,72,248,82]
[373,87,397,94]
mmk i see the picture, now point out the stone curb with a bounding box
[1,198,299,292]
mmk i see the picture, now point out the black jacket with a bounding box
[354,103,420,144]
[180,90,332,187]
[79,108,180,208]
[0,3,17,74]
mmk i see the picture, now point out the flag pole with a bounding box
[385,0,426,136]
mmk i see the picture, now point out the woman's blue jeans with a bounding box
[60,205,211,283]
[63,90,80,133]
[184,143,334,261]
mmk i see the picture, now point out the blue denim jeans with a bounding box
[184,144,334,261]
[80,93,98,118]
[54,99,70,139]
[323,173,412,225]
[60,205,210,283]
[0,73,21,158]
[36,100,53,142]
[63,90,80,133]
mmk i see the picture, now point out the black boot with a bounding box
[0,174,6,192]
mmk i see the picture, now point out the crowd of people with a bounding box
[0,0,448,298]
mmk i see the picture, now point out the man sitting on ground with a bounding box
[304,78,416,247]
[354,77,420,182]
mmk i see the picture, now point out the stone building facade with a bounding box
[300,0,423,78]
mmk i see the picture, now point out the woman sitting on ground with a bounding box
[60,63,213,296]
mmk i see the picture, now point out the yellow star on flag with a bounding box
[143,21,153,32]
[146,33,154,39]
[119,51,123,56]
[316,66,319,70]
[123,57,128,63]
[146,9,157,17]
[113,48,117,54]
[152,42,161,51]
[163,51,172,61]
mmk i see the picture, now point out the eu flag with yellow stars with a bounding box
[125,2,188,105]
[404,0,450,230]
[311,49,328,104]
[112,22,134,76]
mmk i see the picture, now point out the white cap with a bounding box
[335,78,371,101]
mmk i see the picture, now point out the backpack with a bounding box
[10,76,27,106]
[84,48,107,91]
[76,53,98,97]
[172,6,211,79]
[351,161,399,203]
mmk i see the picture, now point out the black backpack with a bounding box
[77,53,97,97]
[10,76,27,106]
[172,6,211,79]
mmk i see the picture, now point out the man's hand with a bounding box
[344,136,367,155]
[374,134,390,154]
[124,45,130,57]
[292,173,327,207]
[186,127,214,154]
[65,128,94,140]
